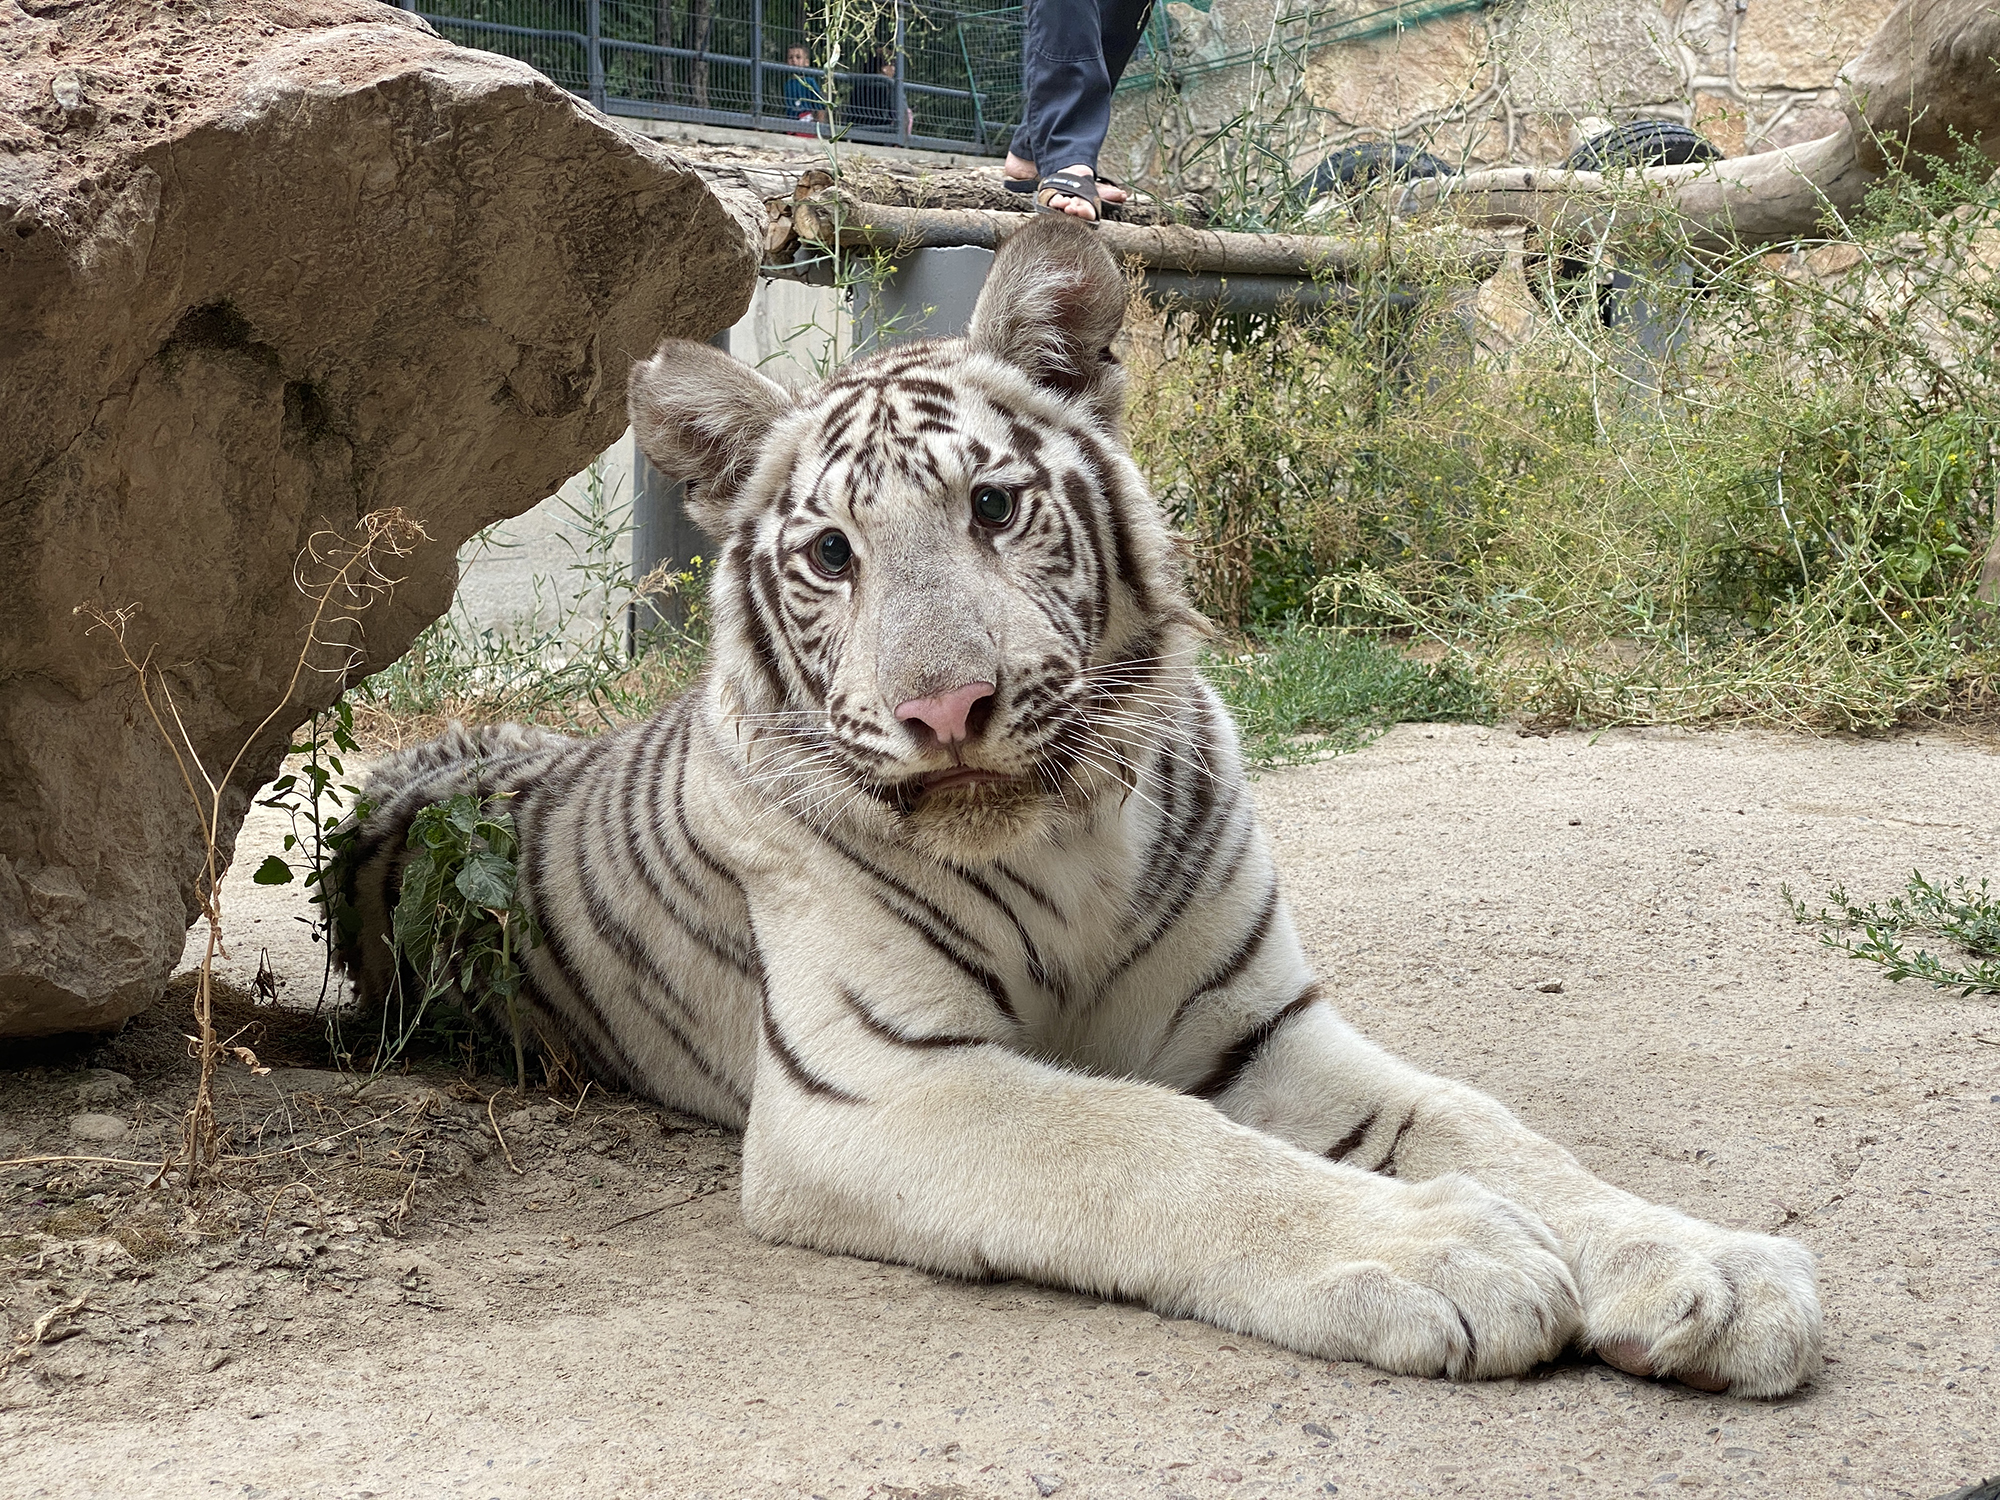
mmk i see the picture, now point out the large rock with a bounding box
[1842,0,2000,173]
[1738,0,1902,92]
[0,0,762,1037]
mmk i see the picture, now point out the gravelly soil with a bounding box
[3,723,1996,1500]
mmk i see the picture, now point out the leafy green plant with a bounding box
[1853,135,2000,237]
[364,789,542,1088]
[1785,872,2000,997]
[252,699,370,1010]
[1125,151,2000,734]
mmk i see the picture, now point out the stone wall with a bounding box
[1107,0,1897,187]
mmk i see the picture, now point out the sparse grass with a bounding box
[1204,624,1491,764]
[350,463,709,749]
[1785,872,2000,997]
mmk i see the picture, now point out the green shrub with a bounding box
[1127,158,2000,732]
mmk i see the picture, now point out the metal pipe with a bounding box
[1140,271,1417,315]
[631,323,733,645]
[585,0,606,112]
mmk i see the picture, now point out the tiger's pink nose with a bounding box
[895,681,996,746]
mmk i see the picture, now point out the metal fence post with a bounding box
[751,0,764,123]
[957,19,987,149]
[893,0,908,146]
[586,0,606,111]
[631,325,733,644]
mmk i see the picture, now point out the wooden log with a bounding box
[788,189,1511,279]
[1403,130,1877,251]
[1399,0,2000,250]
[1844,0,2000,174]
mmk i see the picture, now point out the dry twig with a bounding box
[487,1093,523,1175]
[74,510,427,1189]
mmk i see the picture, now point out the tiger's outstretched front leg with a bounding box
[738,892,1582,1381]
[1178,993,1822,1397]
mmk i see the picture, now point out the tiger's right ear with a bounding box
[966,215,1127,426]
[628,340,794,538]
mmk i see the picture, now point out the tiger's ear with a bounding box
[628,340,794,538]
[966,215,1128,426]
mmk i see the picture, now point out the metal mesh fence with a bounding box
[409,0,1025,153]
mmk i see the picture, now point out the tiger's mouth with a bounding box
[918,766,1020,795]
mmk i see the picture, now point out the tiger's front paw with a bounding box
[1577,1210,1821,1398]
[1276,1173,1582,1381]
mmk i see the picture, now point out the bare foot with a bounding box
[1045,162,1104,221]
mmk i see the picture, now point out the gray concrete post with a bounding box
[630,327,732,644]
[852,244,995,349]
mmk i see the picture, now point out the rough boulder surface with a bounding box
[0,0,762,1037]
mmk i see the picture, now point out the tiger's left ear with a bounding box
[966,215,1128,428]
[628,340,794,539]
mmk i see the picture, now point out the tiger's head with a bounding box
[630,216,1204,858]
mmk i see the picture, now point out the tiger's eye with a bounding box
[973,485,1015,527]
[812,529,853,576]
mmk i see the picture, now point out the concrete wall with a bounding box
[455,276,849,639]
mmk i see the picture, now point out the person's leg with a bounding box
[1006,126,1037,185]
[1008,0,1096,189]
[1101,0,1155,92]
[1022,0,1153,215]
[1009,0,1153,169]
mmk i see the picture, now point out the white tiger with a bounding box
[337,216,1820,1396]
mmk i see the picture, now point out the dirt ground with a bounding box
[3,723,1996,1500]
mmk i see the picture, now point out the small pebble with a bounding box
[1030,1477,1064,1497]
[69,1113,129,1143]
[1537,980,1564,994]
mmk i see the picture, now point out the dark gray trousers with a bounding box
[1009,0,1155,176]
